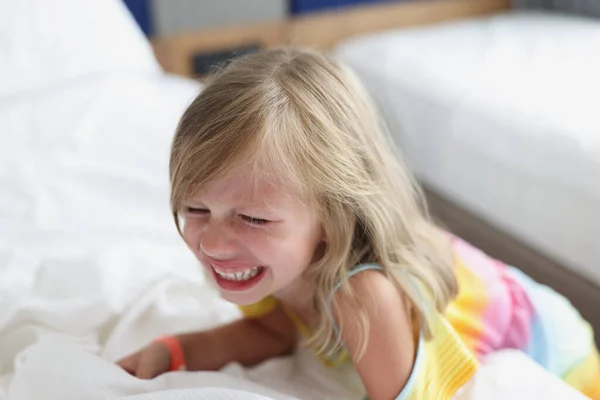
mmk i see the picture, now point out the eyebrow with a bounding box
[238,202,284,215]
[183,196,285,213]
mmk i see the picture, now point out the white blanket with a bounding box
[0,0,589,398]
[0,239,587,400]
[0,250,588,400]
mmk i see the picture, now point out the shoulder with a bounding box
[341,267,398,302]
[333,267,410,323]
[332,267,416,399]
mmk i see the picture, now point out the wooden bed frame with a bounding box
[151,0,600,344]
[151,0,510,77]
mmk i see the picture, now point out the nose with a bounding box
[199,221,238,260]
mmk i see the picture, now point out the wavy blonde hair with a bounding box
[169,47,457,356]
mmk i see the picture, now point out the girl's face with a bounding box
[181,168,323,306]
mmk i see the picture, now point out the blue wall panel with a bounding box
[122,0,154,35]
[291,0,391,15]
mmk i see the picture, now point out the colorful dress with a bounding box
[239,235,600,399]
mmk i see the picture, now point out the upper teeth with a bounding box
[214,266,261,281]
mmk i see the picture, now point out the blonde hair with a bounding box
[169,47,457,356]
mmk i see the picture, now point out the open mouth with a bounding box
[211,265,266,291]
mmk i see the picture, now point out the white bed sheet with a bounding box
[0,1,590,398]
[334,12,600,285]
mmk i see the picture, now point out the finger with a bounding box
[135,358,161,380]
[136,344,171,380]
[117,353,140,375]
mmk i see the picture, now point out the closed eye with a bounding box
[240,215,269,225]
[185,207,209,215]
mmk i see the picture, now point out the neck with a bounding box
[273,276,319,327]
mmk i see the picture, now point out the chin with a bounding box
[220,291,268,306]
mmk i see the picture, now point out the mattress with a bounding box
[334,12,600,286]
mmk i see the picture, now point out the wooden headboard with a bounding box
[152,0,510,77]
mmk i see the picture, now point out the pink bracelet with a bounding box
[154,335,187,371]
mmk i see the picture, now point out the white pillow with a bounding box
[0,0,160,96]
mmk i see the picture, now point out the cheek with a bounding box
[181,217,205,248]
[261,230,321,267]
[239,229,273,256]
[232,227,284,264]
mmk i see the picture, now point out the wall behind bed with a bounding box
[124,0,433,36]
[147,0,510,76]
[514,0,600,17]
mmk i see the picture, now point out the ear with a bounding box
[311,241,326,266]
[320,225,327,242]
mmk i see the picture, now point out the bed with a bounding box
[0,1,591,399]
[334,11,600,338]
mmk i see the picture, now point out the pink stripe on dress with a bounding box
[450,235,534,358]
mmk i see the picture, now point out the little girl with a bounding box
[118,47,600,399]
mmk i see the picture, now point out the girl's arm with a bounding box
[333,270,416,400]
[178,304,297,371]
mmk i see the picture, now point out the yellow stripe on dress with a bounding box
[563,344,600,399]
[408,316,478,400]
[238,296,280,318]
[444,258,488,355]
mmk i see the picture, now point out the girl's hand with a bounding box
[116,341,172,379]
[116,310,297,379]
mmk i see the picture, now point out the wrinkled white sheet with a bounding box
[0,236,588,400]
